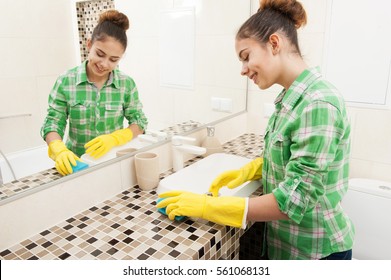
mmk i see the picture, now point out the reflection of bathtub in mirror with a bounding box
[0,146,53,185]
[0,136,152,185]
[0,120,204,202]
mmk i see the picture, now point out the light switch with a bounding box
[211,97,221,111]
[220,98,233,113]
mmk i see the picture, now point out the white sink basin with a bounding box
[157,153,261,197]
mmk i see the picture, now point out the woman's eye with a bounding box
[240,53,249,62]
[97,52,104,57]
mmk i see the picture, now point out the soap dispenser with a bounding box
[201,126,223,157]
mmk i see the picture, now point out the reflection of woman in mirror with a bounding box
[158,0,354,260]
[41,10,148,176]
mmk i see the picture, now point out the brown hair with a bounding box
[91,10,130,50]
[237,0,307,55]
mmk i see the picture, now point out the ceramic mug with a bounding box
[134,152,160,191]
[116,148,137,157]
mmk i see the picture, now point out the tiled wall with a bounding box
[0,0,77,154]
[76,0,115,61]
[114,0,249,130]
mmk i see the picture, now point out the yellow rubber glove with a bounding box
[48,140,79,176]
[84,128,133,159]
[157,191,246,228]
[209,157,263,197]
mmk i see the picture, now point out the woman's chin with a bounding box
[257,83,268,90]
[257,81,274,91]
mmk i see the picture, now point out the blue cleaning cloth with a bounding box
[72,160,89,173]
[157,197,186,222]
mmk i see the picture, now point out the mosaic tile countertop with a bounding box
[0,133,264,260]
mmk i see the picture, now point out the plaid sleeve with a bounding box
[124,79,148,131]
[273,100,344,224]
[40,78,68,140]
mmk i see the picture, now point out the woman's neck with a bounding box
[279,55,308,90]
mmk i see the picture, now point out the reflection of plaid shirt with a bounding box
[262,67,354,259]
[41,61,148,156]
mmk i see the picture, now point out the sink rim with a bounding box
[156,153,261,197]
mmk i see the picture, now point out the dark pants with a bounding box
[320,249,352,260]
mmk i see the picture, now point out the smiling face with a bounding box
[86,36,125,83]
[235,37,279,90]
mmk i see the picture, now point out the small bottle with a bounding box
[201,126,223,157]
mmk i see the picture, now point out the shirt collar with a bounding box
[274,67,322,110]
[75,60,120,89]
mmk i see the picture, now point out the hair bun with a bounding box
[99,10,130,31]
[259,0,307,29]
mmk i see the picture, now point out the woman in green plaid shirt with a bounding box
[157,0,354,260]
[41,10,147,176]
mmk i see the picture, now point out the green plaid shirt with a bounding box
[41,61,148,156]
[262,67,354,259]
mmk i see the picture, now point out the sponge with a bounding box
[156,197,186,222]
[72,160,89,173]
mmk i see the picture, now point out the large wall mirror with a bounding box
[0,0,250,201]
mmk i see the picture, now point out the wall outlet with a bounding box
[220,98,233,113]
[211,97,221,111]
[211,97,233,113]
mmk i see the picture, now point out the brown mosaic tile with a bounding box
[76,0,115,61]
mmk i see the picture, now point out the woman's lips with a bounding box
[250,73,257,84]
[95,64,105,74]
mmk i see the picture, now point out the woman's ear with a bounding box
[269,33,280,55]
[86,38,92,51]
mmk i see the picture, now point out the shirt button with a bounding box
[294,179,299,183]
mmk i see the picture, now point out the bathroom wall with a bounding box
[115,0,249,131]
[0,0,77,154]
[246,0,391,182]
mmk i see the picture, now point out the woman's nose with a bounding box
[101,59,110,68]
[241,64,248,76]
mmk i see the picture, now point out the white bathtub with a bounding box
[0,145,54,184]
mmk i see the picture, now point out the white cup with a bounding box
[134,152,160,191]
[116,148,137,157]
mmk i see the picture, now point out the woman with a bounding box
[41,10,147,176]
[157,0,354,260]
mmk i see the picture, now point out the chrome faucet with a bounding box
[171,135,206,172]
